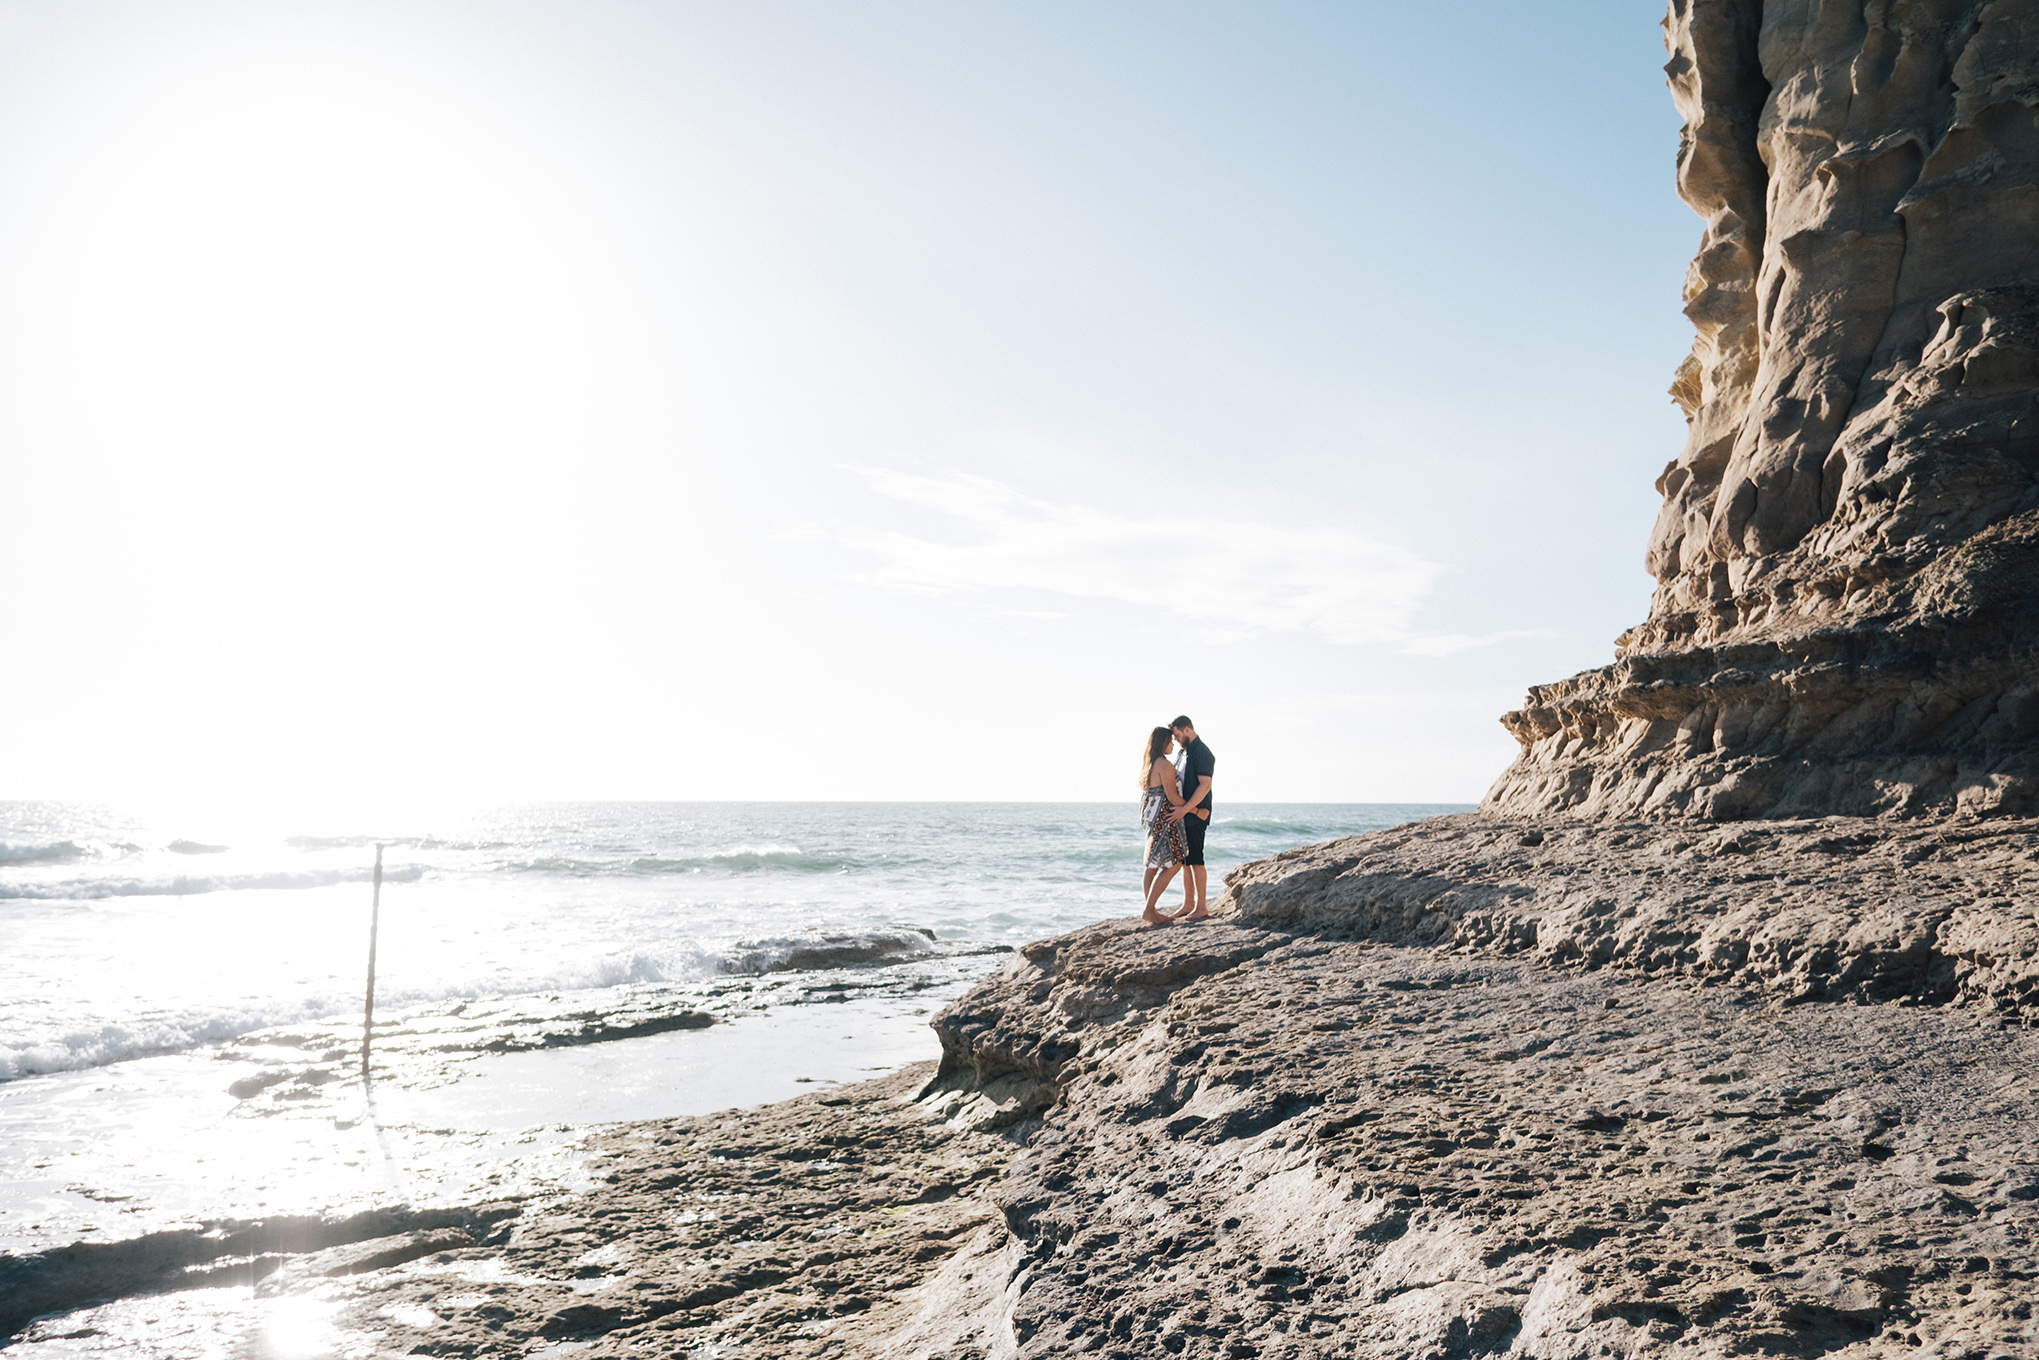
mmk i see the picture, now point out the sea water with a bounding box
[0,801,1461,1267]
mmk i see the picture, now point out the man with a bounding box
[1165,716,1214,921]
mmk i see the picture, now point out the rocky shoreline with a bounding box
[10,813,2035,1358]
[13,0,2039,1350]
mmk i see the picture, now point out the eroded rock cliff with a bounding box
[1487,0,2039,820]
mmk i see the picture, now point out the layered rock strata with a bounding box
[1487,0,2039,819]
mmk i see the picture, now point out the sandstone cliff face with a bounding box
[1487,0,2039,820]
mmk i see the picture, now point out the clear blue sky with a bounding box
[0,0,1694,806]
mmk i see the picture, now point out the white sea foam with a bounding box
[542,945,723,990]
[0,1003,342,1081]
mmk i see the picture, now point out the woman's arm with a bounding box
[1153,758,1186,806]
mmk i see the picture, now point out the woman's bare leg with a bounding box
[1142,866,1181,924]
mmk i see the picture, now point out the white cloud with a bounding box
[838,468,1451,646]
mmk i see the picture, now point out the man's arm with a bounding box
[1168,776,1212,822]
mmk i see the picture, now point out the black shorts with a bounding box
[1181,812,1207,866]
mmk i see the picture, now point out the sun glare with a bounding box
[1,28,676,805]
[251,1294,345,1359]
[46,56,606,458]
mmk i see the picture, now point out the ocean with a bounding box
[0,799,1461,1343]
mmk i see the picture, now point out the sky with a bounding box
[0,0,1696,807]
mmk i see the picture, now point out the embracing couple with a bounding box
[1139,716,1215,925]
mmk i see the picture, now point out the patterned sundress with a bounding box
[1142,772,1190,870]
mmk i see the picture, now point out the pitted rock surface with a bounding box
[900,909,2037,1358]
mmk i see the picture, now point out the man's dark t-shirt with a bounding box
[1176,738,1215,818]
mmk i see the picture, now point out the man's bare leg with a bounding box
[1180,865,1211,921]
[1142,867,1181,924]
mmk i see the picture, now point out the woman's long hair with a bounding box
[1140,726,1173,789]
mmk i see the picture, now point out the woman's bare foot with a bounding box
[1141,905,1174,925]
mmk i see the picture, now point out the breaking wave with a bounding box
[717,928,940,976]
[0,1002,345,1082]
[0,840,93,865]
[641,846,855,873]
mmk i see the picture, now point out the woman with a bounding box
[1139,726,1191,925]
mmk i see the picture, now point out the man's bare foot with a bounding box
[1179,908,1211,922]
